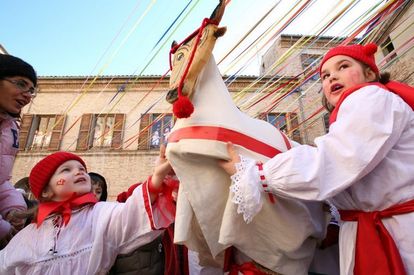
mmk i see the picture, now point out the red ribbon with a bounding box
[339,199,414,275]
[257,162,275,204]
[168,126,290,158]
[36,193,98,227]
[169,18,217,118]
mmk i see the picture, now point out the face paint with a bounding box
[57,179,66,186]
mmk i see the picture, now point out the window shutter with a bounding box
[323,112,330,133]
[138,114,150,150]
[258,113,266,120]
[18,114,34,151]
[76,114,93,151]
[111,114,125,150]
[287,112,302,143]
[48,115,66,151]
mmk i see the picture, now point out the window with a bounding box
[323,112,330,133]
[76,113,125,150]
[301,54,321,81]
[138,113,174,150]
[19,114,66,151]
[381,36,397,62]
[260,112,302,143]
[265,113,287,133]
[93,116,115,147]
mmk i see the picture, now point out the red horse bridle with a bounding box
[169,18,218,118]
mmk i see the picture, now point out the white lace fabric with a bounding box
[230,155,264,223]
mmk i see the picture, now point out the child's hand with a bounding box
[154,144,168,167]
[151,144,173,191]
[218,142,240,176]
[5,210,26,232]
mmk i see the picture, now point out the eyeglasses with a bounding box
[2,78,38,97]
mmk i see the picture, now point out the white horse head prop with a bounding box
[166,1,326,273]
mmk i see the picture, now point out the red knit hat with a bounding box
[29,152,87,199]
[319,43,379,75]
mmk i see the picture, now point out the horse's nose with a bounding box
[166,88,178,104]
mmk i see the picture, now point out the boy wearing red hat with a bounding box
[0,151,175,274]
[220,43,414,274]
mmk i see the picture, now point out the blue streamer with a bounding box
[152,0,193,50]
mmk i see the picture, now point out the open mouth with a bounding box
[166,88,178,104]
[330,83,344,93]
[75,177,87,184]
[16,99,28,107]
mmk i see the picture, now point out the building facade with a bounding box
[260,35,340,144]
[12,75,296,200]
[365,0,414,85]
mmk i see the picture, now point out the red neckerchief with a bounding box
[339,199,414,275]
[329,81,414,125]
[36,193,98,227]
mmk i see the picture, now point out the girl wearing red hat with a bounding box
[0,54,38,247]
[0,150,175,274]
[219,43,414,274]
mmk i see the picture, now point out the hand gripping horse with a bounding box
[166,1,326,273]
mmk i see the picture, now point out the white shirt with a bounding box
[0,184,174,275]
[232,85,414,274]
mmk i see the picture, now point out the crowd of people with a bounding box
[0,41,413,275]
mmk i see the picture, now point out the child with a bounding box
[0,54,37,246]
[219,43,414,274]
[111,144,180,275]
[88,172,108,201]
[0,151,174,274]
[13,177,39,227]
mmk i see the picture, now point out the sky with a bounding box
[0,0,384,77]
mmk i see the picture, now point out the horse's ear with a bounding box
[210,0,225,23]
[171,40,178,49]
[214,27,227,38]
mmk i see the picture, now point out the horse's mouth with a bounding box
[167,84,194,104]
[166,88,178,104]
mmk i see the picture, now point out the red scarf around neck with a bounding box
[329,81,414,125]
[36,192,98,227]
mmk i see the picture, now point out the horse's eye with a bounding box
[177,53,184,61]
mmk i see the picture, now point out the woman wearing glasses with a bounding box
[0,54,37,248]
